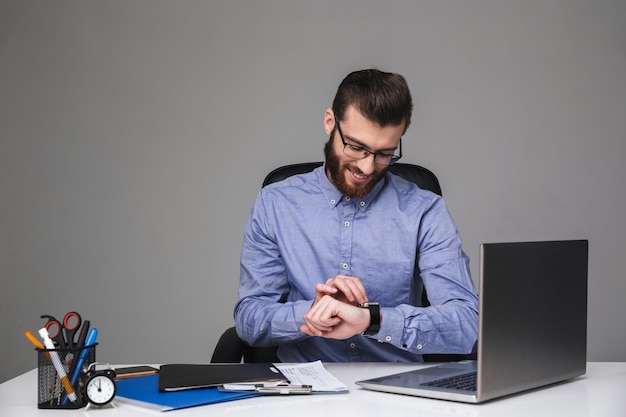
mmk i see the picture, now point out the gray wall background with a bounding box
[1,1,625,383]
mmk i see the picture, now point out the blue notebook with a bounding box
[116,374,257,411]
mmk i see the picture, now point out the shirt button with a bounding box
[344,221,350,227]
[330,199,336,205]
[342,263,349,269]
[385,336,392,342]
[345,197,351,201]
[349,343,356,349]
[417,344,423,349]
[360,201,366,207]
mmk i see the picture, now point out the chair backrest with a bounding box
[211,326,280,363]
[262,162,442,195]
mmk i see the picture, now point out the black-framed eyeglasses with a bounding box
[335,119,402,166]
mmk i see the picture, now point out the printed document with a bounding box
[223,361,348,393]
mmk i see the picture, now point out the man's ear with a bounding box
[323,108,335,136]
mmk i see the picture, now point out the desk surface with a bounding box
[2,362,625,417]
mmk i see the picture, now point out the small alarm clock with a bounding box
[83,363,117,408]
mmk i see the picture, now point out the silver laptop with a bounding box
[356,239,588,403]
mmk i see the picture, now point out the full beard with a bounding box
[323,133,388,199]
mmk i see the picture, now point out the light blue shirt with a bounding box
[235,165,478,362]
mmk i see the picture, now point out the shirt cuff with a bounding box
[292,300,313,328]
[374,307,404,345]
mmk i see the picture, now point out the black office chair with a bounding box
[211,162,474,363]
[211,326,281,363]
[262,162,441,194]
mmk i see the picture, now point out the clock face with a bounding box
[85,373,117,406]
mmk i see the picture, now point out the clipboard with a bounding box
[254,384,313,395]
[219,361,349,395]
[220,383,314,395]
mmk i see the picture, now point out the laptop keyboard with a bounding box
[422,372,477,391]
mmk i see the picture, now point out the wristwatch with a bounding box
[359,302,380,336]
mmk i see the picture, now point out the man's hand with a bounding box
[312,275,368,306]
[300,294,370,340]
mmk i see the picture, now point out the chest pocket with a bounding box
[365,260,414,306]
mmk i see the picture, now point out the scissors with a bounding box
[40,311,84,350]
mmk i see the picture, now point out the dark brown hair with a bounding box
[332,69,413,133]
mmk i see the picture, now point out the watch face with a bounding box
[85,374,116,405]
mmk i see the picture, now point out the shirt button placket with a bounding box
[340,202,355,274]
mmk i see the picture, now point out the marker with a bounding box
[38,328,77,404]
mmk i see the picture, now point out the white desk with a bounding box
[2,362,625,417]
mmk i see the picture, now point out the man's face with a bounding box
[324,106,404,199]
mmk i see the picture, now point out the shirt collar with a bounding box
[317,163,386,211]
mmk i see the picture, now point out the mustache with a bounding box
[349,166,365,175]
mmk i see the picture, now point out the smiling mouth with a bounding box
[349,168,369,183]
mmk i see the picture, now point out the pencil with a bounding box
[21,326,45,349]
[21,326,52,361]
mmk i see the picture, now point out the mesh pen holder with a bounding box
[36,344,96,409]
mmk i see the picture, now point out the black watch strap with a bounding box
[359,302,380,336]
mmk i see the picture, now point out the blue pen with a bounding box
[62,328,98,405]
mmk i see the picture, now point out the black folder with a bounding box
[158,363,287,392]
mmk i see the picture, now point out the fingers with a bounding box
[314,282,337,298]
[303,295,342,336]
[302,294,371,339]
[325,275,368,305]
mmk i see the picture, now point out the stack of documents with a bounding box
[116,361,348,411]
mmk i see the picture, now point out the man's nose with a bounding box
[356,153,377,175]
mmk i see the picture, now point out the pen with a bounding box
[38,328,78,404]
[62,327,98,405]
[255,384,313,394]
